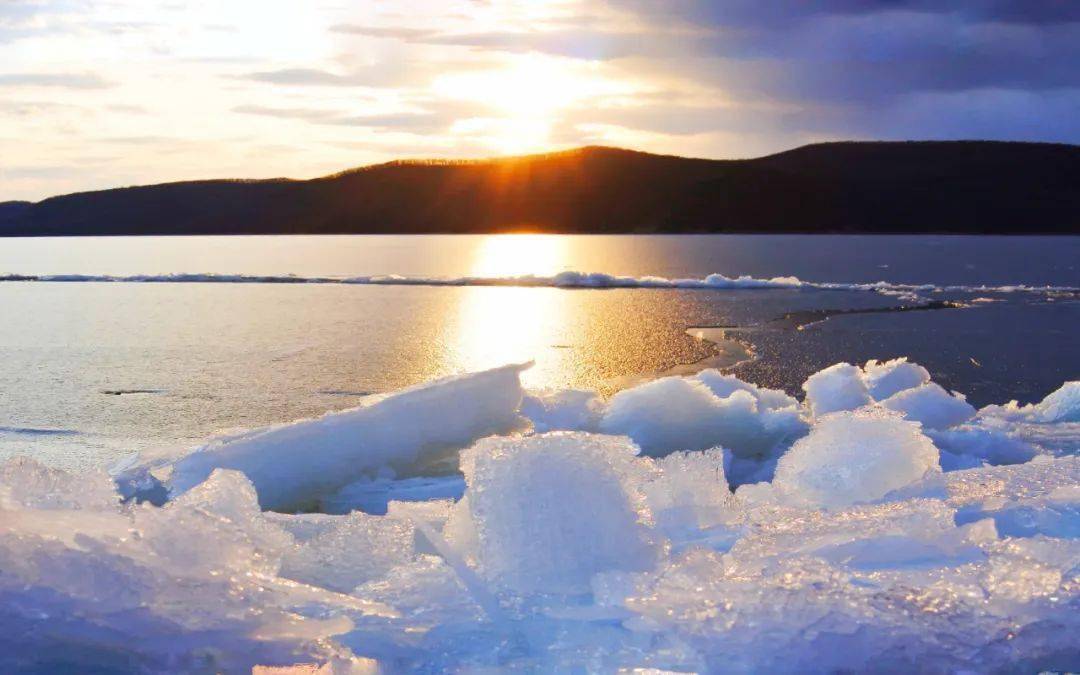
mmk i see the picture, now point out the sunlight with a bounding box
[450,235,575,388]
[469,234,570,278]
[435,56,625,154]
[437,58,579,118]
[452,286,566,386]
[452,235,572,381]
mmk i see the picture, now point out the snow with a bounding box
[3,359,1079,672]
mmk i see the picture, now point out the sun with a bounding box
[435,55,624,154]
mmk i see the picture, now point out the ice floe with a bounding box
[3,359,1079,672]
[149,363,529,510]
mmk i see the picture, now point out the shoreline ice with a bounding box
[3,358,1079,672]
[2,269,1078,300]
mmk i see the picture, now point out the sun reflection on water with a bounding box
[468,233,570,279]
[452,234,573,386]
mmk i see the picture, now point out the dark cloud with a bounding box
[614,1,1080,92]
[554,0,1080,145]
[623,1,1080,28]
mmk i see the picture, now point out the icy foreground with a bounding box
[3,361,1079,673]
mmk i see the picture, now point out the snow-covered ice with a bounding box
[3,359,1079,672]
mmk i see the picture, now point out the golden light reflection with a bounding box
[451,234,573,387]
[469,234,569,279]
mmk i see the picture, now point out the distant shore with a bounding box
[3,140,1078,236]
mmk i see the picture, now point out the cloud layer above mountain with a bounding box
[2,0,1076,200]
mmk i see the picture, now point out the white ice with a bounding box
[10,269,1077,301]
[3,360,1079,672]
[127,363,529,510]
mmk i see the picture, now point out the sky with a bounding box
[2,0,1078,201]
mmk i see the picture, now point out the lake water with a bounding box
[1,234,1077,470]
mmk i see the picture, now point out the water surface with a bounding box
[1,234,1076,469]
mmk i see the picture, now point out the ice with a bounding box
[0,455,118,510]
[598,372,808,474]
[982,381,1080,424]
[277,511,416,593]
[12,270,1078,300]
[862,357,931,400]
[928,425,1040,468]
[879,382,976,429]
[695,369,800,410]
[1033,381,1080,422]
[3,362,1080,672]
[600,376,742,454]
[962,382,1080,460]
[770,409,941,508]
[0,459,394,673]
[520,388,605,432]
[320,474,465,515]
[454,432,657,594]
[140,362,529,510]
[643,449,738,540]
[802,362,872,417]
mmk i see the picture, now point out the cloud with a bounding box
[233,104,342,122]
[330,24,436,40]
[563,0,1080,148]
[242,68,373,87]
[3,0,1079,201]
[617,1,1080,29]
[233,100,487,135]
[413,29,678,60]
[325,112,451,133]
[240,59,436,89]
[0,72,112,89]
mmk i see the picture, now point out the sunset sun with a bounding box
[435,55,629,154]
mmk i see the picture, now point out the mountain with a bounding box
[2,141,1078,235]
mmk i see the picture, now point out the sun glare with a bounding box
[435,56,623,154]
[470,234,569,278]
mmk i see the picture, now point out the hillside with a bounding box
[2,141,1078,235]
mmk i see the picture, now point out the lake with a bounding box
[1,234,1077,470]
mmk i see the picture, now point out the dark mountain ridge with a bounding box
[2,141,1078,235]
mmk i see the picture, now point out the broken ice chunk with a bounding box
[772,409,941,508]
